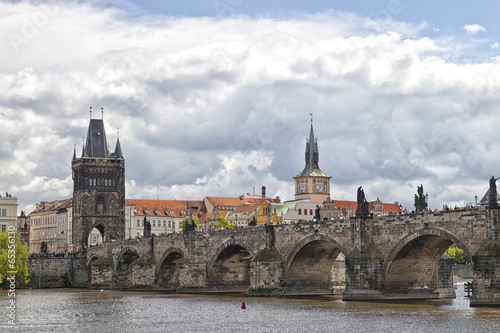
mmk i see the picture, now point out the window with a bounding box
[1,209,6,217]
[298,209,302,215]
[172,221,176,229]
[163,221,166,227]
[97,195,104,213]
[137,220,140,227]
[1,225,5,232]
[168,221,171,227]
[304,209,307,215]
[153,220,156,227]
[310,209,313,215]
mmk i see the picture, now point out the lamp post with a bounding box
[425,193,429,211]
[475,195,478,206]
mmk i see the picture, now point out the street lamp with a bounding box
[425,193,429,211]
[475,195,478,206]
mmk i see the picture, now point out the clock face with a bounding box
[316,183,324,193]
[299,183,306,193]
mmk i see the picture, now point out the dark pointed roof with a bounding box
[78,118,123,160]
[72,146,77,161]
[110,138,124,159]
[83,119,109,158]
[295,120,330,178]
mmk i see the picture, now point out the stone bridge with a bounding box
[87,206,500,306]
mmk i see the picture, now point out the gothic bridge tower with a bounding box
[293,117,331,203]
[72,108,125,251]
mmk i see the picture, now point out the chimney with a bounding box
[262,186,266,198]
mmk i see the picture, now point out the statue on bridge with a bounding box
[489,175,499,208]
[356,186,369,218]
[143,216,151,237]
[414,184,428,212]
[315,205,321,221]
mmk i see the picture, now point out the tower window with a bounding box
[97,195,105,213]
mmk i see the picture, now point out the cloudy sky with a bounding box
[2,1,500,214]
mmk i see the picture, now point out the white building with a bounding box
[125,199,205,237]
[0,193,18,232]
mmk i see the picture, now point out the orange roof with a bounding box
[126,199,205,218]
[329,200,401,215]
[232,204,260,215]
[30,198,72,215]
[206,197,280,208]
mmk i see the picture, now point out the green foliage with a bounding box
[215,216,235,229]
[446,244,469,264]
[0,231,29,287]
[181,216,199,231]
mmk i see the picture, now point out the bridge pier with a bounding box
[470,239,500,307]
[248,246,284,295]
[342,245,384,300]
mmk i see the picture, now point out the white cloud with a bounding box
[463,24,486,35]
[490,42,499,49]
[1,2,500,213]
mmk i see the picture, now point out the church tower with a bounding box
[72,108,125,251]
[293,117,331,202]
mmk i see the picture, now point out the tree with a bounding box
[214,216,235,229]
[445,244,469,264]
[181,216,199,232]
[0,231,29,287]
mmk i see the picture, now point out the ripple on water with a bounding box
[1,288,499,333]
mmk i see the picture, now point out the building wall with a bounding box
[0,195,18,232]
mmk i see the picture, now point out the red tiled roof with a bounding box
[232,204,259,215]
[206,197,280,208]
[30,198,72,215]
[331,200,401,215]
[125,199,205,218]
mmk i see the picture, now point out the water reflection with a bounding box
[1,280,499,333]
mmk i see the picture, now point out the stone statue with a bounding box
[315,205,321,221]
[143,216,151,237]
[489,176,499,208]
[357,186,365,204]
[249,216,257,226]
[414,184,428,212]
[356,186,369,218]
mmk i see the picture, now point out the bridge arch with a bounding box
[114,247,140,288]
[383,227,472,292]
[156,248,185,289]
[282,234,347,290]
[206,239,253,289]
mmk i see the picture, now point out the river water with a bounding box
[1,280,499,333]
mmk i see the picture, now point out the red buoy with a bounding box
[241,301,246,309]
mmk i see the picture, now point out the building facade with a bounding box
[72,113,125,251]
[29,199,72,254]
[0,193,18,232]
[125,199,205,237]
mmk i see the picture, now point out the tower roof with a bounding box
[79,118,123,160]
[83,119,109,158]
[295,119,330,178]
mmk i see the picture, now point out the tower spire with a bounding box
[90,106,92,119]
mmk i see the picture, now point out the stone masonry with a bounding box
[81,206,500,306]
